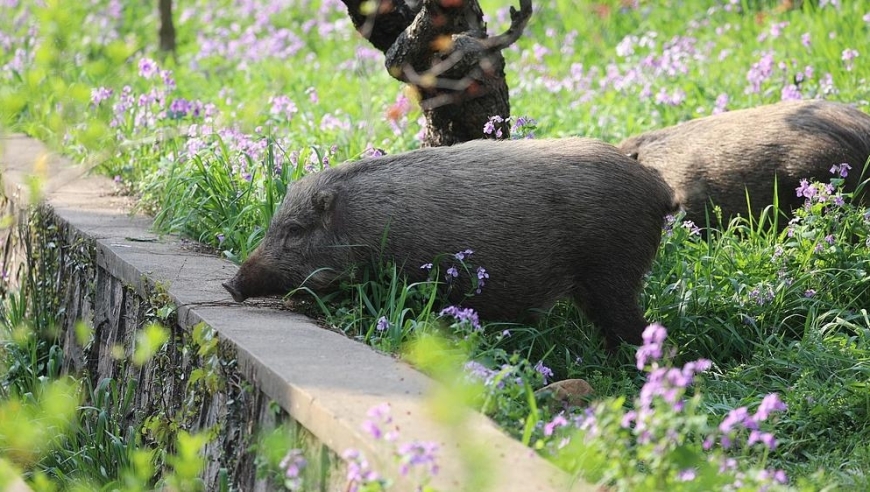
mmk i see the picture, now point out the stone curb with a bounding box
[1,134,593,491]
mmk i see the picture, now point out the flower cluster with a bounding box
[716,393,787,451]
[795,163,851,210]
[482,115,506,138]
[278,449,307,491]
[343,449,383,492]
[463,361,522,389]
[351,403,439,490]
[663,213,702,238]
[510,115,538,139]
[747,283,775,306]
[438,306,481,331]
[534,360,554,385]
[482,115,538,139]
[543,324,789,490]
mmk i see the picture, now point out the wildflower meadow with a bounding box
[2,0,870,490]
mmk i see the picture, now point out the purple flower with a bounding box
[754,393,787,421]
[544,415,569,436]
[363,147,385,158]
[842,49,859,71]
[781,84,802,101]
[712,93,729,114]
[361,419,382,439]
[682,220,701,235]
[820,73,837,95]
[663,214,677,236]
[677,468,697,482]
[306,86,319,103]
[830,162,851,177]
[420,263,433,270]
[720,457,738,472]
[475,266,489,294]
[534,360,554,384]
[90,87,113,106]
[216,233,226,245]
[160,69,176,90]
[655,87,686,106]
[643,323,667,345]
[439,306,481,330]
[445,266,459,280]
[768,21,788,39]
[748,430,778,450]
[464,361,498,385]
[801,32,811,47]
[279,449,307,490]
[804,289,817,299]
[748,284,774,305]
[703,435,714,451]
[719,406,757,434]
[375,316,390,332]
[168,98,191,119]
[745,51,775,94]
[269,95,298,121]
[454,249,474,261]
[620,410,637,429]
[483,115,505,138]
[795,179,816,199]
[511,116,538,139]
[138,58,158,78]
[342,449,380,491]
[636,323,667,369]
[397,441,439,477]
[367,402,392,422]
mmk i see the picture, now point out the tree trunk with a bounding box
[340,0,532,146]
[158,0,176,54]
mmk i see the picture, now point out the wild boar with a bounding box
[618,99,870,228]
[222,137,676,347]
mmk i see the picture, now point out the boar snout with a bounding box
[222,280,248,303]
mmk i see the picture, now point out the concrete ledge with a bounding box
[1,134,591,491]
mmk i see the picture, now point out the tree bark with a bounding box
[340,0,532,146]
[158,0,176,54]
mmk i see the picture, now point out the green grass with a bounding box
[3,0,870,489]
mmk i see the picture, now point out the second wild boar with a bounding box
[618,99,870,227]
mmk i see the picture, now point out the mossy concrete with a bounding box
[1,133,592,491]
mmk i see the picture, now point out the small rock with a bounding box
[535,378,594,411]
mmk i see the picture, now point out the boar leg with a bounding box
[572,277,647,349]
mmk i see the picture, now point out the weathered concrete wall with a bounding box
[0,134,591,492]
[1,135,337,491]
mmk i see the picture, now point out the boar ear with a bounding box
[311,189,338,226]
[312,188,337,215]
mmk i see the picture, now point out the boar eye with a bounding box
[284,220,304,235]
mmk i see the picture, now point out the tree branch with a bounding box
[480,0,532,51]
[339,0,420,53]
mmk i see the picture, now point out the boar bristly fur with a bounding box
[223,137,676,348]
[619,99,870,227]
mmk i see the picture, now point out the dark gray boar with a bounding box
[618,99,870,227]
[222,137,676,347]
